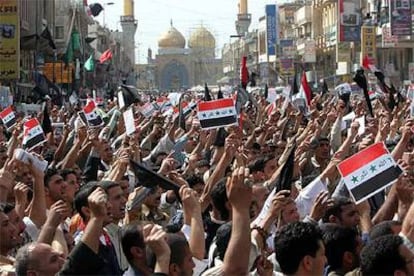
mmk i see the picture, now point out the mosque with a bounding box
[146,22,222,91]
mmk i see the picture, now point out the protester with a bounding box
[0,75,412,276]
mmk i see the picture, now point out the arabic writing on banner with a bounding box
[389,0,412,36]
[0,0,20,80]
[361,26,376,64]
[43,62,73,84]
[338,0,362,42]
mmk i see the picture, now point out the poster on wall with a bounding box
[389,0,412,36]
[338,0,362,42]
[0,0,20,80]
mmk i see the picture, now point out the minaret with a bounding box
[120,0,137,68]
[235,0,251,36]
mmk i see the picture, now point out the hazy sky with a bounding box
[94,0,283,63]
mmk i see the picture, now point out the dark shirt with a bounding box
[60,241,105,275]
[204,215,225,257]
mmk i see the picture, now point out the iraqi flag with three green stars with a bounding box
[337,142,403,204]
[197,98,237,130]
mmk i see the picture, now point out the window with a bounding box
[55,26,64,39]
[20,0,29,30]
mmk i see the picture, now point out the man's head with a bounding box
[143,187,162,209]
[60,169,79,204]
[166,233,195,276]
[322,196,360,228]
[321,223,362,273]
[314,137,331,161]
[360,235,414,275]
[248,156,277,182]
[73,181,115,224]
[100,180,126,222]
[369,220,402,240]
[210,178,230,221]
[3,203,26,245]
[274,222,326,275]
[100,141,114,164]
[186,175,204,197]
[280,199,300,226]
[121,224,146,266]
[15,242,65,276]
[44,168,69,204]
[0,206,19,255]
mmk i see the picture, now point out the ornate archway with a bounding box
[160,60,189,90]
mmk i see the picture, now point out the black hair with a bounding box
[321,223,359,271]
[167,233,190,266]
[98,180,119,192]
[121,224,145,264]
[73,180,118,221]
[210,178,229,221]
[274,222,323,275]
[360,235,406,275]
[147,233,190,270]
[248,158,265,173]
[185,175,204,189]
[215,222,232,260]
[3,203,15,214]
[322,196,354,223]
[369,220,402,241]
[60,169,76,180]
[73,182,99,221]
[44,167,60,188]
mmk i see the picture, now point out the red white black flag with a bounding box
[83,101,103,127]
[0,106,16,130]
[23,118,46,150]
[337,142,402,203]
[197,98,237,130]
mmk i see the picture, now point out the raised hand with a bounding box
[47,200,70,228]
[309,191,332,221]
[226,166,252,211]
[88,187,109,220]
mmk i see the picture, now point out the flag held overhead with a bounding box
[337,142,402,204]
[0,106,16,131]
[23,118,47,150]
[83,101,104,127]
[197,98,238,130]
[129,159,181,193]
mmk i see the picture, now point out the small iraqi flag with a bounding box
[83,101,103,127]
[197,98,237,130]
[23,118,46,150]
[337,142,403,204]
[0,106,16,130]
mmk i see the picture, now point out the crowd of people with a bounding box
[0,82,413,276]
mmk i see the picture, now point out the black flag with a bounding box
[178,94,186,131]
[89,3,104,17]
[204,83,212,101]
[292,68,299,95]
[322,80,329,96]
[353,69,374,117]
[275,143,296,193]
[42,103,53,134]
[264,84,268,100]
[217,86,224,99]
[41,26,56,50]
[129,159,180,193]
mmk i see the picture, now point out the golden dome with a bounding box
[158,25,186,49]
[188,26,215,49]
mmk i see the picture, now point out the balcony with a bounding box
[295,6,312,26]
